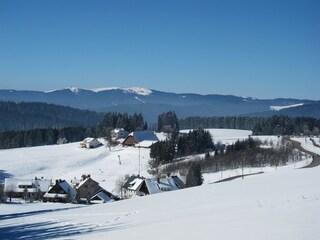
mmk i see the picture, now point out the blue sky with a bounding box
[0,0,319,99]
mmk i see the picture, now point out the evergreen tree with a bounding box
[157,111,179,132]
[186,163,203,187]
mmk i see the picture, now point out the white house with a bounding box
[80,138,102,149]
[122,175,185,198]
[4,177,52,200]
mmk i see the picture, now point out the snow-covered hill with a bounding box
[1,130,319,239]
[1,157,319,240]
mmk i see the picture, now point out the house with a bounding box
[90,189,119,204]
[4,177,52,201]
[43,179,77,203]
[121,175,145,199]
[80,138,102,148]
[111,128,129,140]
[57,137,68,145]
[122,131,159,147]
[75,175,118,204]
[122,175,185,198]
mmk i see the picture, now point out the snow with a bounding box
[291,137,320,155]
[1,163,319,239]
[1,130,319,239]
[0,140,153,193]
[181,128,252,145]
[91,87,152,96]
[270,103,304,111]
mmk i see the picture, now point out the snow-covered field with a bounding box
[1,161,319,240]
[1,129,319,239]
[0,139,154,193]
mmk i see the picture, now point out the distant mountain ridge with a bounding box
[1,87,319,122]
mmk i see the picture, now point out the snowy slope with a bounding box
[0,140,153,193]
[0,131,319,239]
[0,164,319,240]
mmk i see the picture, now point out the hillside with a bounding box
[0,152,319,239]
[1,87,318,123]
[0,101,103,132]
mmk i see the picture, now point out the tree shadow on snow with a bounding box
[0,170,13,183]
[0,206,84,221]
[0,221,126,240]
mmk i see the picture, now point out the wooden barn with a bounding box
[75,175,118,204]
[122,131,159,147]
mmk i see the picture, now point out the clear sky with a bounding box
[0,0,319,100]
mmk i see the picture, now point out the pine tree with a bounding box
[186,163,203,187]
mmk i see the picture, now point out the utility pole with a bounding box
[138,143,141,176]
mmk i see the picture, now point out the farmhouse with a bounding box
[4,177,52,201]
[122,175,185,198]
[43,179,77,203]
[122,131,159,147]
[80,138,102,149]
[75,175,118,204]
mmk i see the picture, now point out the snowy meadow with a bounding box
[0,129,319,239]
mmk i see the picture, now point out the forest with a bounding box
[179,115,320,136]
[0,101,103,132]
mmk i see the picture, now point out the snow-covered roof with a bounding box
[77,177,99,189]
[4,178,52,193]
[91,190,114,203]
[46,180,77,198]
[144,178,181,194]
[128,178,144,191]
[130,131,159,143]
[138,140,158,148]
[144,179,162,194]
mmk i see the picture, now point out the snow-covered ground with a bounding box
[1,161,319,240]
[0,139,153,193]
[0,130,319,239]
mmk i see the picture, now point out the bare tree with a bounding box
[5,184,15,202]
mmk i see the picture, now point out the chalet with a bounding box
[75,175,118,204]
[122,131,159,147]
[43,179,77,203]
[121,175,145,199]
[122,175,185,198]
[80,138,102,149]
[4,177,52,201]
[57,137,68,145]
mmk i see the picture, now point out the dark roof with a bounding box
[132,131,159,142]
[122,175,145,189]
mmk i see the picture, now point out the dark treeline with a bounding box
[0,112,148,149]
[158,138,299,177]
[149,128,214,168]
[0,126,95,149]
[179,115,320,135]
[0,101,103,132]
[98,112,147,134]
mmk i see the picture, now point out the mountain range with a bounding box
[1,87,319,122]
